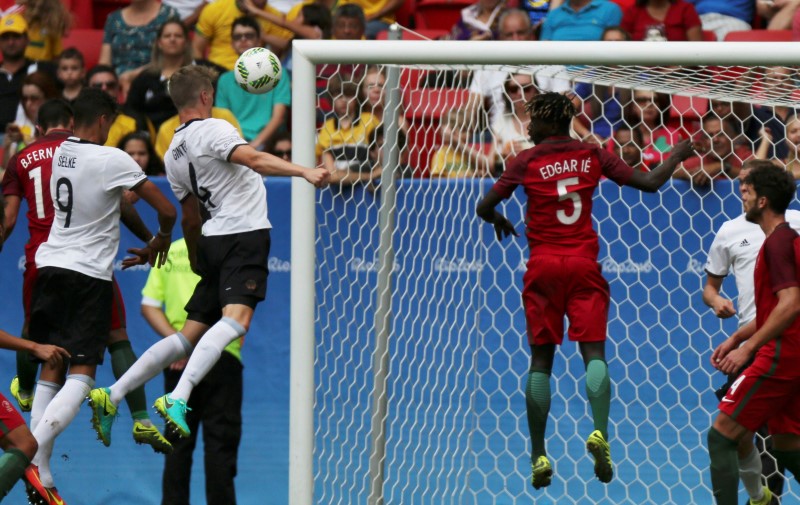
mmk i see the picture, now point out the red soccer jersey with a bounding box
[492,136,634,260]
[754,223,800,358]
[1,130,71,263]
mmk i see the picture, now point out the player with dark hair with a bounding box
[476,92,695,489]
[88,65,328,449]
[21,87,176,504]
[1,98,173,462]
[709,163,800,505]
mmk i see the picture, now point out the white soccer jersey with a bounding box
[705,209,800,325]
[35,137,147,280]
[165,118,270,237]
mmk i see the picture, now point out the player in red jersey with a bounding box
[709,163,800,505]
[1,99,172,460]
[476,92,695,489]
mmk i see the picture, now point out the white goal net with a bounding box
[289,39,800,505]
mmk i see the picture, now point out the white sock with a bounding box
[32,375,93,488]
[171,318,244,402]
[30,381,61,433]
[109,333,191,405]
[739,444,764,500]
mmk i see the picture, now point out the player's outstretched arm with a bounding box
[120,197,154,243]
[702,275,737,319]
[0,328,70,366]
[230,144,330,187]
[625,139,697,192]
[476,189,519,242]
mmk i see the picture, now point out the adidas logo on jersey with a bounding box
[739,239,749,247]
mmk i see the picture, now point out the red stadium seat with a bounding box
[414,0,472,31]
[723,29,793,41]
[403,87,470,176]
[394,0,415,28]
[61,29,103,69]
[66,0,94,29]
[93,0,129,29]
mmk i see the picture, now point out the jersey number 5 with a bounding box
[557,177,582,225]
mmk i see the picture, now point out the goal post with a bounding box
[290,37,800,505]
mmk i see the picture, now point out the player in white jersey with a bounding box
[88,65,328,446]
[703,159,800,505]
[22,88,177,505]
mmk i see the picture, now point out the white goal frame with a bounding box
[289,38,800,505]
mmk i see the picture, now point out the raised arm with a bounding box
[625,139,696,192]
[230,143,329,187]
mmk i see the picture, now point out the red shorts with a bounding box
[522,255,609,346]
[718,352,800,435]
[23,263,126,331]
[0,393,26,437]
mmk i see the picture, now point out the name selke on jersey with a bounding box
[1,130,71,262]
[165,118,270,236]
[492,137,634,260]
[35,137,147,280]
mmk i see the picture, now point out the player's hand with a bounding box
[493,215,519,242]
[668,139,697,162]
[148,234,172,268]
[712,298,736,319]
[715,344,753,375]
[305,167,330,188]
[31,343,70,367]
[122,246,152,269]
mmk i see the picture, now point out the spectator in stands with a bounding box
[612,124,648,171]
[318,74,380,182]
[216,16,291,149]
[621,0,703,41]
[240,0,331,44]
[0,12,56,137]
[756,0,800,29]
[431,107,494,178]
[755,114,800,179]
[368,125,412,179]
[336,0,406,38]
[56,48,85,104]
[3,71,58,164]
[709,99,750,136]
[744,65,799,161]
[87,65,157,147]
[468,9,572,135]
[575,26,630,141]
[685,0,752,40]
[519,0,559,32]
[675,114,752,185]
[163,0,207,26]
[540,0,622,40]
[193,0,294,70]
[118,131,165,176]
[360,65,407,133]
[332,4,367,40]
[126,20,196,132]
[494,73,537,163]
[449,0,505,40]
[622,89,686,168]
[267,130,292,161]
[18,0,70,61]
[99,0,181,97]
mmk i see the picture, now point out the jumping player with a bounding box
[475,92,695,488]
[88,65,328,446]
[1,99,172,455]
[709,163,800,505]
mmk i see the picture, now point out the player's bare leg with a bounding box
[580,341,613,483]
[527,344,555,489]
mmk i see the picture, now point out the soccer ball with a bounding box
[234,47,282,95]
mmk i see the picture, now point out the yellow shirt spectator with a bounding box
[430,146,474,178]
[338,0,398,24]
[25,24,61,61]
[316,112,379,157]
[105,113,157,148]
[155,107,242,160]
[195,0,293,69]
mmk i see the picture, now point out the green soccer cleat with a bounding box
[132,420,173,454]
[748,486,776,505]
[531,455,553,489]
[154,394,191,438]
[586,430,614,483]
[88,387,117,447]
[10,376,33,412]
